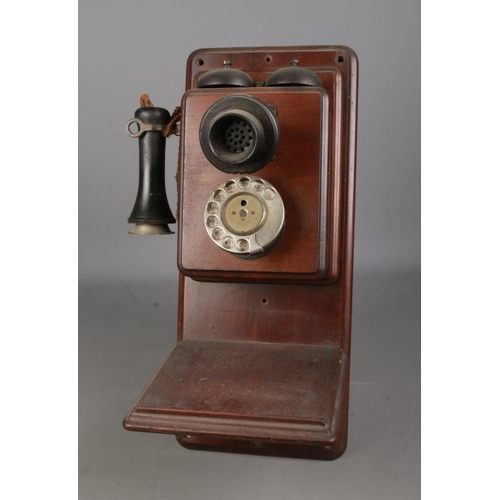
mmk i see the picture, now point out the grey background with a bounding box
[79,0,420,499]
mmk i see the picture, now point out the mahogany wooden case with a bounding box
[123,46,358,460]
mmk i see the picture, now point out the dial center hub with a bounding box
[222,193,265,235]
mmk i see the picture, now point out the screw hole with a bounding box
[261,298,268,305]
[338,55,345,63]
[265,55,272,63]
[241,200,248,206]
[197,58,205,66]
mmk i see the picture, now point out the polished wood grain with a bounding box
[179,278,344,347]
[123,46,358,460]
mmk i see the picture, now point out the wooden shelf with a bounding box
[124,339,348,454]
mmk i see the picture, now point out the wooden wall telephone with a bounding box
[123,46,358,460]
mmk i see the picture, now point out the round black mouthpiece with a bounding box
[199,95,279,174]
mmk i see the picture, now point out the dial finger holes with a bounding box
[223,236,235,249]
[207,202,219,214]
[206,216,219,228]
[263,187,276,200]
[204,175,285,258]
[239,177,251,189]
[212,227,224,240]
[252,179,264,191]
[213,189,226,201]
[237,239,249,251]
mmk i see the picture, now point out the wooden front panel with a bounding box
[178,86,339,283]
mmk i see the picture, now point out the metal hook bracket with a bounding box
[126,118,166,138]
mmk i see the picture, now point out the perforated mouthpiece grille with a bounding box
[224,120,254,153]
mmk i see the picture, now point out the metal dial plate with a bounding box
[204,176,285,257]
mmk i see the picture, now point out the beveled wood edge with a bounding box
[340,47,358,354]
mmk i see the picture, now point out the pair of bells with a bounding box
[197,59,323,89]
